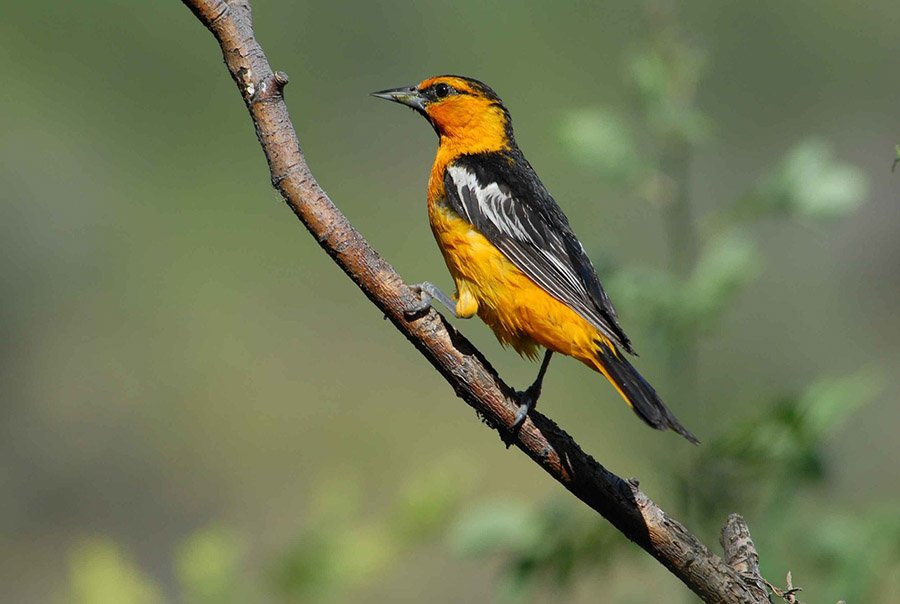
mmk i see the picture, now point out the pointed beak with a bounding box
[371,85,426,111]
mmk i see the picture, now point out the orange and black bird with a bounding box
[373,75,698,443]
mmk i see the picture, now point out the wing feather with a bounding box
[445,156,634,353]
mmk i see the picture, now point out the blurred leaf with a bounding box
[744,139,868,221]
[452,498,623,599]
[328,522,396,585]
[273,459,473,601]
[450,500,540,557]
[175,527,244,604]
[893,144,899,172]
[607,266,680,331]
[607,233,760,340]
[803,506,900,602]
[559,108,641,185]
[796,369,882,439]
[685,369,882,528]
[683,232,762,324]
[627,46,710,144]
[498,559,537,602]
[717,369,880,472]
[270,478,373,599]
[629,51,669,108]
[389,455,475,542]
[271,531,337,599]
[273,521,395,601]
[68,538,163,604]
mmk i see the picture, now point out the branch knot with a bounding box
[252,70,289,103]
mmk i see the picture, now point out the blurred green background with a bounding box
[2,1,899,602]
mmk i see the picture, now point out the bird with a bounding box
[372,75,698,444]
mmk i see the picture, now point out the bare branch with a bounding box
[721,513,773,602]
[180,1,773,602]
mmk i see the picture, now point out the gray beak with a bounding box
[371,85,426,111]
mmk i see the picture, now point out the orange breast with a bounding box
[427,193,605,364]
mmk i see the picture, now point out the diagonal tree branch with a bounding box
[180,1,772,602]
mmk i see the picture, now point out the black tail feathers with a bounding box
[596,341,699,444]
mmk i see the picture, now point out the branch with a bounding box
[180,1,771,601]
[721,514,773,603]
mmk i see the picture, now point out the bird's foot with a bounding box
[405,284,433,317]
[503,350,552,447]
[512,382,541,431]
[405,281,457,318]
[501,387,540,448]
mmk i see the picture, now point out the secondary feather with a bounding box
[444,152,634,354]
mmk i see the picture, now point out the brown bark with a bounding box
[721,513,773,602]
[180,1,774,602]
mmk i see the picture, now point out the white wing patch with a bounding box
[448,165,528,239]
[446,164,590,301]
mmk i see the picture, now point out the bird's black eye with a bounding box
[434,83,451,98]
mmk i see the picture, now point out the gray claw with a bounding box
[405,282,459,318]
[512,402,530,431]
[405,285,432,316]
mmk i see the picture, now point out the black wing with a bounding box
[445,152,634,354]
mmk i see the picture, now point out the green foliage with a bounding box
[804,506,900,602]
[61,463,474,604]
[738,139,869,222]
[684,369,881,531]
[559,109,640,186]
[609,232,761,339]
[451,500,540,557]
[388,455,475,541]
[67,539,163,604]
[715,370,879,477]
[270,481,396,601]
[175,527,246,604]
[683,233,761,323]
[66,529,256,604]
[627,47,711,145]
[272,457,475,601]
[273,519,397,601]
[451,500,621,600]
[676,369,888,601]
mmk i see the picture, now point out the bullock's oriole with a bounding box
[373,75,698,443]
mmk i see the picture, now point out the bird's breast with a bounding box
[427,195,602,361]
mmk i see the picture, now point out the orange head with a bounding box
[373,75,513,154]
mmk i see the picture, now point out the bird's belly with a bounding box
[429,203,598,360]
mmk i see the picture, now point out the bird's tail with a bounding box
[592,339,699,444]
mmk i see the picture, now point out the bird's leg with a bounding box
[512,349,553,431]
[406,281,462,318]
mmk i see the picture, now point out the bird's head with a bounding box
[373,75,513,153]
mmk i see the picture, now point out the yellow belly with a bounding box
[429,202,604,363]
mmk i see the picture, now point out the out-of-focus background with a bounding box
[2,1,899,602]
